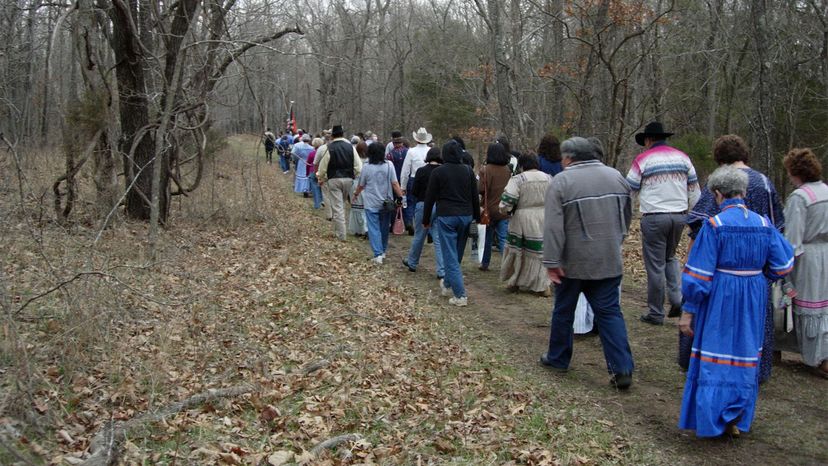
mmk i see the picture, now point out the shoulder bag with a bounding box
[381,162,398,213]
[479,168,491,226]
[766,175,793,333]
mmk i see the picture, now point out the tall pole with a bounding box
[287,100,294,133]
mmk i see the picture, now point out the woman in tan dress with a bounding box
[499,153,553,295]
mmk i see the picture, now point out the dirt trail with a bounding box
[380,234,828,465]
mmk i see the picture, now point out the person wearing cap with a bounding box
[316,125,363,240]
[541,137,635,389]
[385,131,402,155]
[626,122,700,326]
[401,127,433,233]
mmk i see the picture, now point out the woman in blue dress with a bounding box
[292,134,313,194]
[682,135,784,383]
[678,166,793,438]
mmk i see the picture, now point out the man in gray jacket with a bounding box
[541,137,635,389]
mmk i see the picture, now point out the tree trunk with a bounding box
[74,0,119,220]
[704,0,723,138]
[751,0,773,178]
[109,0,161,221]
[488,0,519,142]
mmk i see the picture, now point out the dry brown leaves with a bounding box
[2,135,646,465]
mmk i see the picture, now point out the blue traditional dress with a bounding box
[683,167,785,382]
[292,142,313,193]
[679,199,793,437]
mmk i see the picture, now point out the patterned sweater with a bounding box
[626,141,700,214]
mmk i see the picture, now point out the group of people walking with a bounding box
[265,121,827,440]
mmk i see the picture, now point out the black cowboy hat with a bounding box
[635,121,674,146]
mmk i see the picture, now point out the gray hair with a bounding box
[707,166,748,198]
[587,137,604,160]
[561,137,598,162]
[301,133,312,142]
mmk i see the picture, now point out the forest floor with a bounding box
[1,134,825,465]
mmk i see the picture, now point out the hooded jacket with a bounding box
[422,142,480,225]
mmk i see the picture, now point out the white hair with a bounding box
[707,166,748,198]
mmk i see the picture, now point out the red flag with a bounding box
[290,109,297,133]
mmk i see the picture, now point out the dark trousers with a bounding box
[545,275,635,375]
[641,213,685,320]
[404,178,416,227]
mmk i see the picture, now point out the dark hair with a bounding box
[357,132,365,140]
[452,136,466,150]
[391,130,402,139]
[425,147,442,163]
[367,142,386,164]
[713,134,751,165]
[496,135,511,154]
[784,148,823,183]
[356,141,368,158]
[266,127,271,131]
[517,153,540,171]
[485,143,510,166]
[537,134,561,162]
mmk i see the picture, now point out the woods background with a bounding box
[2,1,828,463]
[2,0,828,223]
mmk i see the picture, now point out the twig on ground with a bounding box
[14,269,188,316]
[302,359,330,375]
[82,384,256,466]
[0,437,36,466]
[310,433,362,456]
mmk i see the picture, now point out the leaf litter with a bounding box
[2,136,656,465]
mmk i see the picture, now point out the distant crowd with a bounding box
[263,122,827,440]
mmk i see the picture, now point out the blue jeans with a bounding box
[404,178,416,227]
[481,218,508,267]
[436,215,471,298]
[365,209,392,257]
[545,275,634,375]
[308,173,323,209]
[407,202,444,276]
[279,154,291,172]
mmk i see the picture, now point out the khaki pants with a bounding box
[321,182,333,220]
[326,177,353,240]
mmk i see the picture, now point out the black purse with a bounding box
[381,198,397,213]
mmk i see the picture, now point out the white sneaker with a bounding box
[380,254,386,259]
[440,279,453,297]
[371,256,383,264]
[448,296,468,307]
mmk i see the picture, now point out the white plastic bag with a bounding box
[476,224,486,263]
[573,293,594,334]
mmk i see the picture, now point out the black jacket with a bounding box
[422,146,480,225]
[412,163,439,202]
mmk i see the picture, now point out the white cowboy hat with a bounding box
[412,127,433,144]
